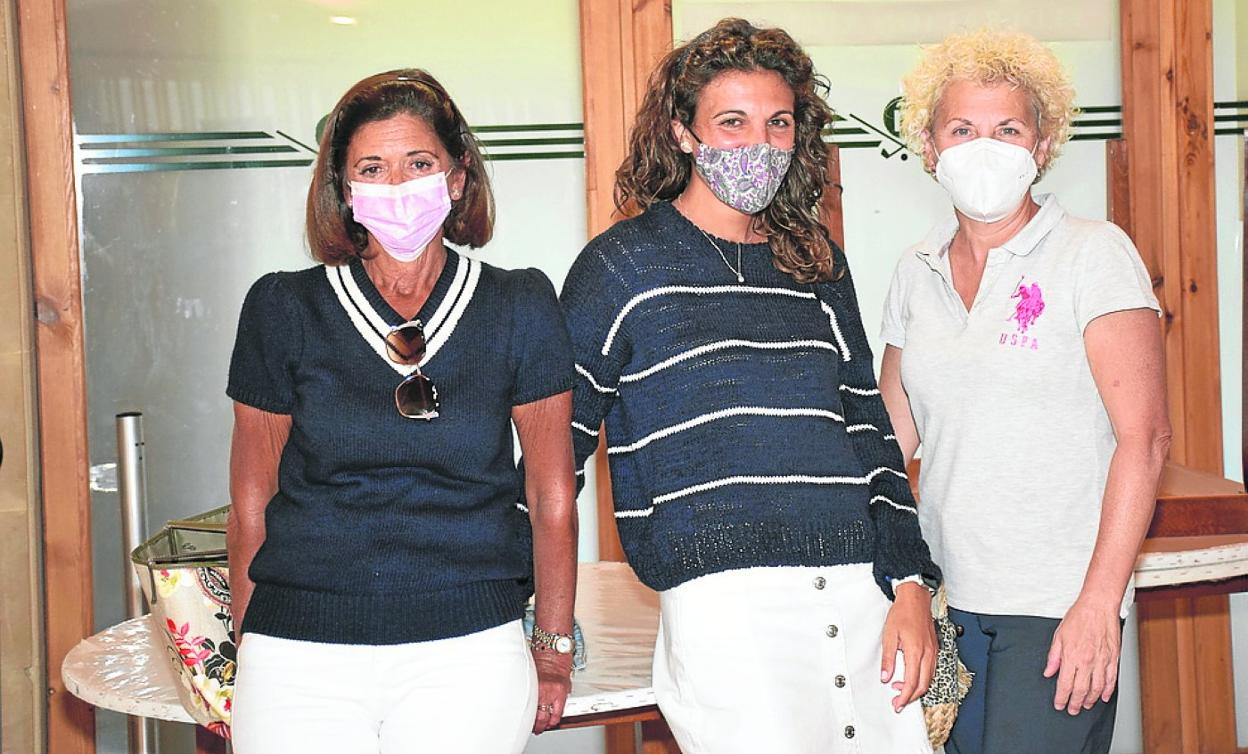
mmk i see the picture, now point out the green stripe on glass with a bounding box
[480,137,584,147]
[81,159,315,173]
[825,140,884,149]
[471,123,583,133]
[77,132,273,143]
[81,145,299,160]
[482,152,584,161]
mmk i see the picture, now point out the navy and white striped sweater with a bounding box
[562,201,939,596]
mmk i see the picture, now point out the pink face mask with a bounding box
[349,172,453,262]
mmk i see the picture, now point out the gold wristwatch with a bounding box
[530,624,576,655]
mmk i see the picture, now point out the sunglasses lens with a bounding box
[395,373,439,419]
[385,323,426,365]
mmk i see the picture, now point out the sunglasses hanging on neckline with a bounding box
[385,320,440,420]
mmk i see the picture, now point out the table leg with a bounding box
[640,718,681,754]
[605,722,639,754]
[1137,594,1238,753]
[194,725,228,754]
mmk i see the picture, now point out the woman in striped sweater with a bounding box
[561,18,940,754]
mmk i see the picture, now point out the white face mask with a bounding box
[934,138,1038,223]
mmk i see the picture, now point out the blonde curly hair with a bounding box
[899,29,1077,176]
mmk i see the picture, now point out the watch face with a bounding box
[554,636,574,654]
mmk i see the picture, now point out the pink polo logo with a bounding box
[1000,278,1043,350]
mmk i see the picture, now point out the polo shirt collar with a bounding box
[1000,193,1065,256]
[915,193,1066,271]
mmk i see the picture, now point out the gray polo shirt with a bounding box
[881,194,1159,619]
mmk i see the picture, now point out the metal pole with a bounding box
[116,411,157,754]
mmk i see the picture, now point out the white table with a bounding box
[64,531,1248,754]
[63,562,661,730]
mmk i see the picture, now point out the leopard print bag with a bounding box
[921,584,973,749]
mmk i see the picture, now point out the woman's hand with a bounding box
[531,649,573,733]
[881,582,936,712]
[1043,596,1121,715]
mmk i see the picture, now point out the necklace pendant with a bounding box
[736,273,745,283]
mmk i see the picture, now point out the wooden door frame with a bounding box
[16,0,96,752]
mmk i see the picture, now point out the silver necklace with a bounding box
[695,227,744,283]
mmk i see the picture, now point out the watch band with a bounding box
[530,624,576,655]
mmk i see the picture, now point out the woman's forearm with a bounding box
[1079,308,1170,610]
[227,510,264,628]
[227,402,290,631]
[530,498,578,635]
[513,391,579,635]
[1078,432,1169,608]
[880,345,920,464]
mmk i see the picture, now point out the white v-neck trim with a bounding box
[325,257,480,376]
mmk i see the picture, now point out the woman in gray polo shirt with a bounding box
[878,29,1170,754]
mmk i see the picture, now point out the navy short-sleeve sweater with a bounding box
[227,249,574,645]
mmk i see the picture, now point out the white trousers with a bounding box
[652,565,933,754]
[231,620,537,754]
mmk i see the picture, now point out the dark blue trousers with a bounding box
[945,608,1120,754]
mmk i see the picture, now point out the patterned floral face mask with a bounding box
[689,136,794,214]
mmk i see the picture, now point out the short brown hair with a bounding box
[616,18,838,283]
[307,69,493,265]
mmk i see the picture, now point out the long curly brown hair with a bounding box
[616,18,838,283]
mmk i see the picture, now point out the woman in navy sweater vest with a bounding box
[226,70,577,753]
[561,19,941,753]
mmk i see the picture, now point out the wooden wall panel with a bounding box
[580,0,672,240]
[581,0,629,240]
[15,0,96,751]
[820,146,844,252]
[1120,0,1222,473]
[0,0,46,749]
[0,0,45,748]
[1105,139,1132,241]
[1119,3,1234,753]
[1169,0,1221,472]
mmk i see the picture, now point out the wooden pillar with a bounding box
[16,0,95,752]
[579,0,672,565]
[1117,2,1234,753]
[820,146,845,252]
[1119,0,1221,471]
